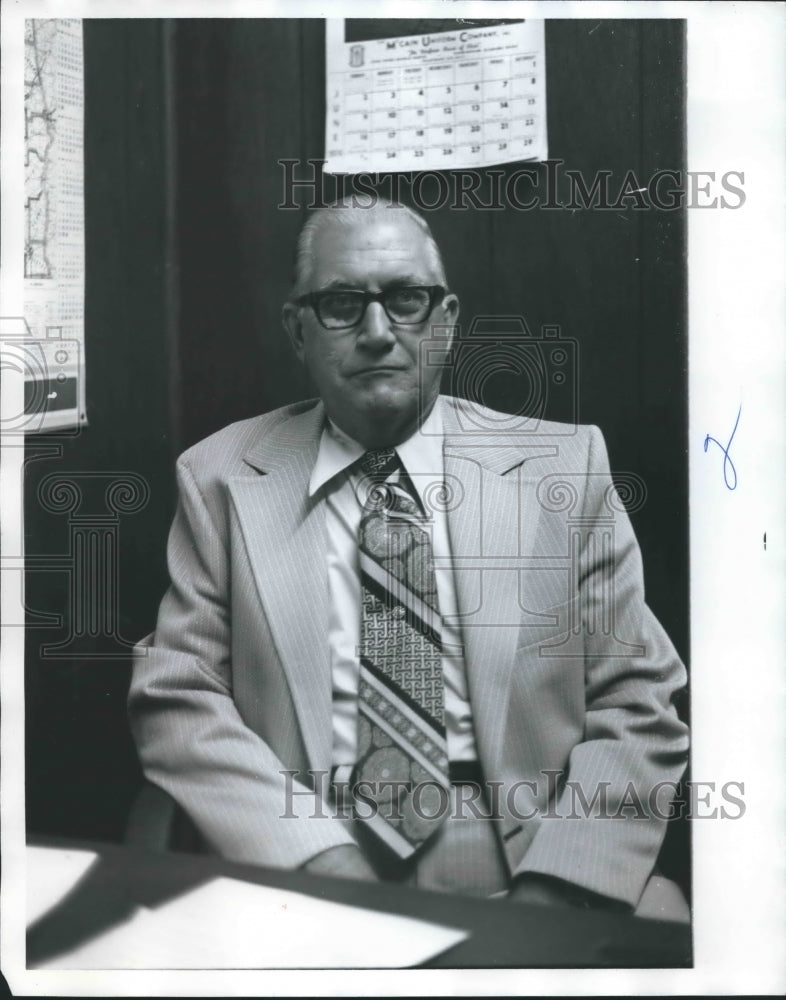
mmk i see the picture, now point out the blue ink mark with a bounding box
[704,404,741,490]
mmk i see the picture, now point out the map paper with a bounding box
[24,19,86,432]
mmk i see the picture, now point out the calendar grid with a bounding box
[327,48,544,171]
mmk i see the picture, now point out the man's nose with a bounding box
[357,301,396,348]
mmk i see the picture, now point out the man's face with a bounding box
[283,213,459,448]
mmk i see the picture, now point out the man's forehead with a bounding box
[309,209,441,290]
[309,211,439,285]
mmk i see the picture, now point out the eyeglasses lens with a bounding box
[317,288,433,328]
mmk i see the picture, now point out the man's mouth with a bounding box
[350,366,407,376]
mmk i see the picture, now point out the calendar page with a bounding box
[324,18,547,175]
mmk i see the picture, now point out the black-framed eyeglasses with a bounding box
[294,285,446,330]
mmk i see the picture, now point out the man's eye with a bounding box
[322,292,360,313]
[388,288,427,308]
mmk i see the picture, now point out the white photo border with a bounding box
[2,1,784,995]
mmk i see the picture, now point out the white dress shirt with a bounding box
[308,401,478,766]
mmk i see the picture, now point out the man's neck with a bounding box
[328,398,440,451]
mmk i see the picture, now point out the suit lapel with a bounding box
[228,402,334,774]
[441,398,560,774]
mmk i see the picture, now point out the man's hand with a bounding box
[508,873,630,913]
[301,844,379,882]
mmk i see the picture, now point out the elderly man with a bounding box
[129,199,689,918]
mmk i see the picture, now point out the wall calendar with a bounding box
[325,18,547,175]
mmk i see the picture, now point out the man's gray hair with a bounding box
[290,197,447,299]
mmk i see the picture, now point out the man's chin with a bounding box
[323,377,440,444]
[327,392,417,446]
[355,379,418,414]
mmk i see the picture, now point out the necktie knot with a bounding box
[357,449,423,519]
[358,448,398,478]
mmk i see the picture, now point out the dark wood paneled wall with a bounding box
[25,18,688,885]
[25,21,174,840]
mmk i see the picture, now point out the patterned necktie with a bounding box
[351,448,449,859]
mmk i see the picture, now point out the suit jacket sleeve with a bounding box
[513,425,689,906]
[128,455,356,869]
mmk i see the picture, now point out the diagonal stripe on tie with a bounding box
[359,564,442,651]
[360,654,446,738]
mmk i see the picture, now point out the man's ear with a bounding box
[442,292,459,324]
[282,302,305,363]
[440,293,460,347]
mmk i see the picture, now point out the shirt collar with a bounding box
[308,419,364,496]
[308,398,444,503]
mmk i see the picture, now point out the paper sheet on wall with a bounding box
[22,18,86,432]
[325,18,547,175]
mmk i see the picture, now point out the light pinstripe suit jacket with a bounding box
[128,395,689,907]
